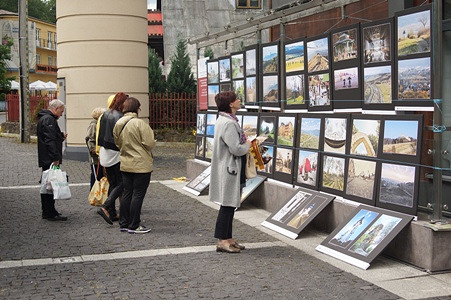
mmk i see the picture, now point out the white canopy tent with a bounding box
[29,80,47,91]
[9,80,20,90]
[45,81,57,91]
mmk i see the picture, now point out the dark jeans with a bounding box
[119,172,151,230]
[214,206,235,239]
[90,163,105,189]
[103,162,123,217]
[40,165,58,218]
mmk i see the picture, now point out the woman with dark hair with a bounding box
[210,91,251,253]
[97,92,128,224]
[113,97,156,234]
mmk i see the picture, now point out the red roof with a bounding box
[148,25,163,36]
[148,11,162,22]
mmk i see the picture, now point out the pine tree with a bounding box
[148,48,166,93]
[166,38,196,94]
[0,37,15,102]
[204,46,214,59]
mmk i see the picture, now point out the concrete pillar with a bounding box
[57,0,148,160]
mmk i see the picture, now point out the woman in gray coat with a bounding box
[210,91,251,253]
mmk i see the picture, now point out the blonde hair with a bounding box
[91,107,106,119]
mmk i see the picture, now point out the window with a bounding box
[48,56,53,66]
[36,28,40,47]
[36,54,40,65]
[236,0,261,9]
[47,31,52,48]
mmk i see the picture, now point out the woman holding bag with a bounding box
[209,91,251,253]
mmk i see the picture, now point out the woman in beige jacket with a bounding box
[113,97,156,234]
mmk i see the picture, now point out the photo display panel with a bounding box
[261,42,280,108]
[361,18,395,110]
[242,113,259,140]
[320,154,347,196]
[316,205,414,270]
[231,52,244,79]
[183,165,212,196]
[345,157,379,206]
[295,149,320,190]
[233,79,245,101]
[195,113,207,160]
[195,136,206,160]
[207,59,219,84]
[207,85,219,109]
[306,34,332,111]
[205,136,214,161]
[331,24,362,109]
[274,146,294,183]
[262,187,335,239]
[258,113,277,145]
[284,38,307,110]
[394,5,432,108]
[323,115,349,155]
[240,175,267,206]
[277,114,296,147]
[245,45,259,106]
[219,56,231,83]
[349,114,381,158]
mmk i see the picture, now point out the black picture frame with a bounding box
[277,113,296,147]
[207,59,219,84]
[296,114,324,151]
[316,205,414,269]
[207,85,219,110]
[320,154,347,196]
[258,113,277,145]
[361,18,395,111]
[262,187,335,239]
[245,45,258,77]
[379,114,423,164]
[323,114,350,155]
[345,157,380,206]
[285,37,305,74]
[219,56,231,83]
[231,51,245,80]
[349,114,381,158]
[196,113,206,136]
[220,82,232,92]
[261,41,280,108]
[273,146,295,184]
[376,162,419,215]
[295,149,321,190]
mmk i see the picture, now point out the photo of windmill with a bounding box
[364,65,392,104]
[307,37,329,72]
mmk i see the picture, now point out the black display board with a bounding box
[283,37,308,110]
[244,45,259,107]
[261,41,280,108]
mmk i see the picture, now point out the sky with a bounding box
[147,0,156,9]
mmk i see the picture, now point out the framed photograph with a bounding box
[396,6,431,57]
[363,65,393,105]
[350,116,380,158]
[262,75,279,105]
[274,146,294,183]
[233,79,245,101]
[397,57,431,103]
[183,165,211,196]
[261,42,279,74]
[316,205,414,269]
[308,73,331,110]
[298,115,322,150]
[321,154,346,195]
[362,20,392,65]
[196,113,206,135]
[242,113,259,140]
[377,162,419,215]
[332,26,358,63]
[380,115,423,163]
[231,52,244,79]
[205,137,214,161]
[323,116,349,155]
[345,158,378,206]
[219,56,231,82]
[295,149,320,189]
[207,60,219,84]
[205,113,217,136]
[195,136,206,159]
[277,114,296,147]
[240,175,267,205]
[285,38,305,73]
[245,76,257,105]
[245,46,258,76]
[258,113,277,144]
[307,35,329,73]
[257,145,275,177]
[286,74,306,107]
[262,187,335,239]
[220,83,232,92]
[235,111,243,127]
[334,67,359,91]
[207,85,219,109]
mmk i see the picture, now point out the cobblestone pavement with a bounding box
[0,136,445,299]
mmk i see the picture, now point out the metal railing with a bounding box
[5,94,57,122]
[149,93,197,129]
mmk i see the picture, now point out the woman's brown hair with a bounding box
[215,91,237,113]
[122,97,141,114]
[109,92,128,112]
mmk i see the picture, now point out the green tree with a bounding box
[148,48,166,93]
[0,37,15,102]
[2,0,56,23]
[204,46,214,59]
[166,38,196,94]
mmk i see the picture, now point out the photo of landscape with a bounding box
[322,155,345,191]
[242,115,258,139]
[351,119,380,157]
[263,75,279,103]
[307,37,329,72]
[262,44,278,74]
[308,73,330,107]
[231,53,244,79]
[383,120,418,156]
[275,147,293,174]
[245,77,257,104]
[397,10,430,56]
[299,117,321,149]
[205,137,214,159]
[207,61,219,84]
[364,66,392,104]
[363,23,391,64]
[196,114,206,135]
[206,114,217,136]
[324,118,347,154]
[332,28,357,62]
[379,163,415,208]
[346,158,376,200]
[398,57,430,99]
[297,150,318,186]
[207,85,219,107]
[285,41,304,73]
[286,74,305,105]
[233,80,245,101]
[246,48,257,76]
[278,116,295,146]
[219,58,231,82]
[259,116,276,143]
[334,67,359,90]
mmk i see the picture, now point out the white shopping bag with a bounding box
[47,166,71,200]
[40,168,53,194]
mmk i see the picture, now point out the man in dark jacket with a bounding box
[37,99,68,221]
